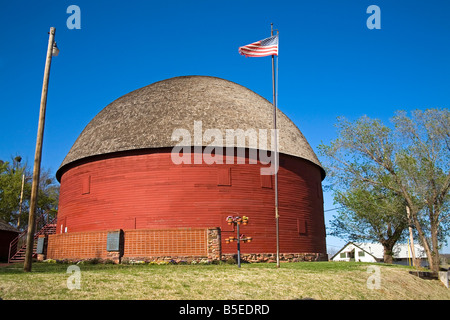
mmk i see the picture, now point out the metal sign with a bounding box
[106,231,121,252]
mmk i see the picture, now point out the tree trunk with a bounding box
[429,222,441,273]
[382,243,394,264]
[410,207,440,273]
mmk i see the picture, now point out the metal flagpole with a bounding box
[271,23,280,268]
[237,222,241,268]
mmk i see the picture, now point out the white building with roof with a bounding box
[331,242,428,266]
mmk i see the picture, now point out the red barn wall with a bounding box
[57,149,326,255]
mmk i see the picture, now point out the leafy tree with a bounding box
[0,157,29,226]
[330,184,409,263]
[0,156,59,231]
[319,109,450,272]
[35,168,59,229]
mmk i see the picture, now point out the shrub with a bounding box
[43,259,56,264]
[103,259,115,264]
[198,259,211,265]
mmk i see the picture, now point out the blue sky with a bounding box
[1,0,449,253]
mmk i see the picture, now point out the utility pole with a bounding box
[24,27,57,272]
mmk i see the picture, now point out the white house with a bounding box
[331,242,428,266]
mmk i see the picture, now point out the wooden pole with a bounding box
[271,23,280,269]
[24,27,56,272]
[17,174,25,228]
[406,205,417,268]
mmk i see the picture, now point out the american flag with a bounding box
[239,34,278,57]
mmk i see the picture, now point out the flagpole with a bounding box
[271,23,280,269]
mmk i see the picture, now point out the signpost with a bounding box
[225,215,252,268]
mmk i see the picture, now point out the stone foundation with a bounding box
[207,228,221,260]
[222,252,328,263]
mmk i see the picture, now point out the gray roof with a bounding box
[0,219,19,233]
[57,76,324,180]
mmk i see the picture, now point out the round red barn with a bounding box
[55,76,327,259]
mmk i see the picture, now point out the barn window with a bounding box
[297,219,307,235]
[217,167,231,186]
[82,175,91,195]
[260,174,272,189]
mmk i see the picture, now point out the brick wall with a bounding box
[47,227,220,262]
[46,227,327,264]
[47,230,109,260]
[123,228,208,258]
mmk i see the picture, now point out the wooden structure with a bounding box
[52,76,327,261]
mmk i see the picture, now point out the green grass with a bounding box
[0,261,449,300]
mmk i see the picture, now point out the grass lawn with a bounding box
[0,261,449,300]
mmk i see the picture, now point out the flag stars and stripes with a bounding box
[239,34,279,57]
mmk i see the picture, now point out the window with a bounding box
[260,174,272,188]
[82,175,91,195]
[358,251,365,257]
[340,253,346,259]
[217,168,231,186]
[297,219,307,234]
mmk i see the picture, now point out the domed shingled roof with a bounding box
[57,76,324,180]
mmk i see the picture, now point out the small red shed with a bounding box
[0,220,19,262]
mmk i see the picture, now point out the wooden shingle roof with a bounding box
[57,76,324,180]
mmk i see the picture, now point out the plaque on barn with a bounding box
[106,230,121,252]
[36,237,46,254]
